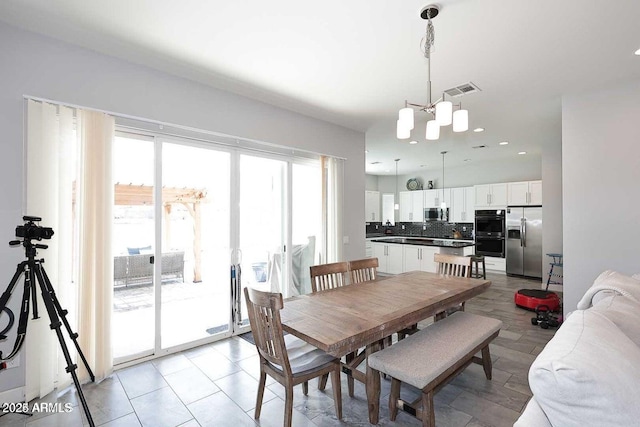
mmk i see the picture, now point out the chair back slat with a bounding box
[434,253,472,278]
[243,287,292,374]
[310,261,349,292]
[348,258,379,284]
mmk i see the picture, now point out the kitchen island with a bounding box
[370,236,475,274]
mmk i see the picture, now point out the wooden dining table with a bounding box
[279,270,491,424]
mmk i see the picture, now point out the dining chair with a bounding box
[309,261,349,292]
[348,257,379,284]
[399,253,474,340]
[434,253,472,319]
[243,287,342,427]
[434,253,473,278]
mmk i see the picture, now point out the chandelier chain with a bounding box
[421,12,435,59]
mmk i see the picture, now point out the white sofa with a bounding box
[515,270,640,427]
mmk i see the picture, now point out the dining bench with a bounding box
[367,311,502,427]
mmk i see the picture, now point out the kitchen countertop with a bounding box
[370,237,475,248]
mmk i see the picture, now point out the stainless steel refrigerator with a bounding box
[506,206,542,278]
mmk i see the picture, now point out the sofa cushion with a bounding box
[514,398,552,427]
[577,270,640,309]
[591,294,640,346]
[529,309,640,427]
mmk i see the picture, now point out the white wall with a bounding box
[562,79,640,312]
[0,22,365,393]
[541,135,563,287]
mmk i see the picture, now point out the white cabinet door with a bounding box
[398,191,411,222]
[451,187,465,222]
[403,246,422,272]
[400,191,424,222]
[387,244,404,274]
[474,185,491,208]
[507,182,529,205]
[410,191,424,222]
[490,183,507,207]
[529,181,543,205]
[421,247,439,273]
[365,191,380,222]
[464,186,475,223]
[475,183,507,208]
[372,243,403,274]
[507,181,542,205]
[424,189,440,208]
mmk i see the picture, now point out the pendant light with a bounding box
[394,159,400,210]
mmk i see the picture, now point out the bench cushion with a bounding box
[367,312,502,389]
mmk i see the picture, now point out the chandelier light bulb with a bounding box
[435,101,452,126]
[397,120,410,139]
[453,109,469,132]
[426,120,440,140]
[398,107,415,130]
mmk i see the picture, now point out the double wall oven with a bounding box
[475,209,505,258]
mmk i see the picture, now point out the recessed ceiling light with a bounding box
[473,127,485,132]
[409,140,418,145]
[499,141,509,145]
[635,48,640,56]
[518,151,527,155]
[365,150,369,153]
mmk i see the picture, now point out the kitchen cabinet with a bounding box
[403,245,439,273]
[372,242,403,274]
[424,189,450,209]
[507,181,542,205]
[474,183,507,208]
[450,186,475,223]
[365,191,380,222]
[399,190,424,222]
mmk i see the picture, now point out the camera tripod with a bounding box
[0,233,95,426]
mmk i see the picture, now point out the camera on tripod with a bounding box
[15,216,54,241]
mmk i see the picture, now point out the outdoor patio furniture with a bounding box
[113,251,185,287]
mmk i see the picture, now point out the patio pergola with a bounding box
[115,183,208,282]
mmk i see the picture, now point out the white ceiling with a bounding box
[2,0,640,175]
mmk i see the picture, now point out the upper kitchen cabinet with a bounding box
[474,183,507,208]
[450,186,475,223]
[399,190,424,222]
[507,180,542,205]
[424,188,450,209]
[365,190,380,222]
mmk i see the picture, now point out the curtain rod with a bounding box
[23,95,347,161]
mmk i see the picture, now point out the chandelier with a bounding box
[397,5,471,141]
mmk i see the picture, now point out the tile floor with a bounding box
[0,273,558,427]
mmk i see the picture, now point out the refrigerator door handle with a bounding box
[521,217,527,247]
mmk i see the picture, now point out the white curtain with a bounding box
[25,101,114,400]
[322,156,344,263]
[25,100,76,400]
[76,109,114,382]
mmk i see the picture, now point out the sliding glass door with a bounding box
[112,131,322,364]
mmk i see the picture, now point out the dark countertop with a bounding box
[370,237,475,248]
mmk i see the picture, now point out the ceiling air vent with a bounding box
[370,161,382,165]
[472,145,487,149]
[443,82,481,98]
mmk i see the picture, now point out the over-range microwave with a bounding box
[424,207,449,222]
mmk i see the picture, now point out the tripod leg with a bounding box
[31,261,95,427]
[38,266,96,382]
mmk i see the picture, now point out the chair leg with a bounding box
[330,366,343,420]
[481,345,493,380]
[255,371,266,419]
[389,378,401,421]
[302,381,308,395]
[422,390,435,427]
[318,373,329,390]
[284,385,294,427]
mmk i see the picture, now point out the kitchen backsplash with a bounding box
[366,221,474,239]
